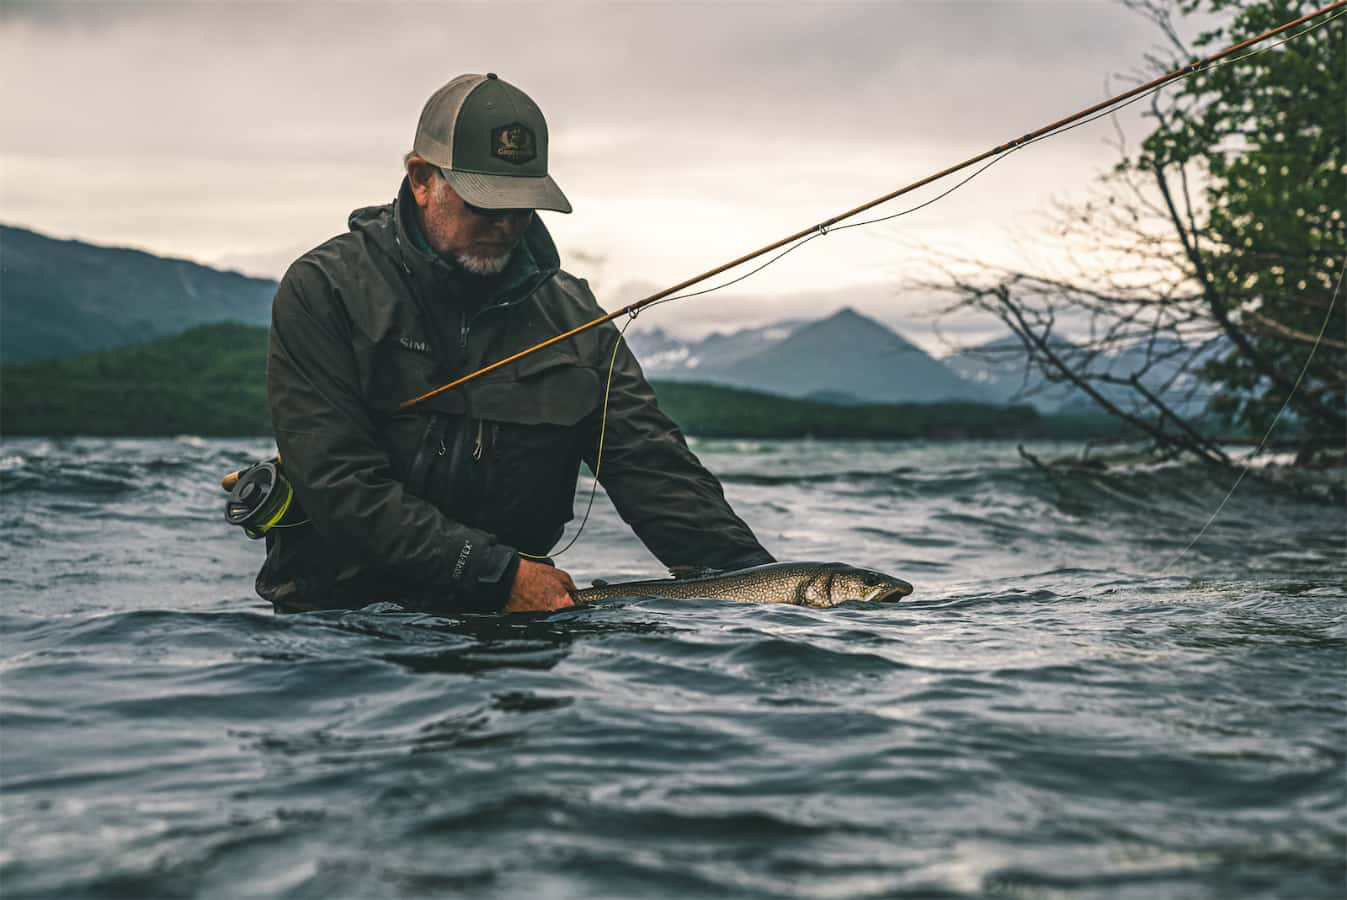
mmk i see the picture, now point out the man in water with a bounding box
[258,73,773,615]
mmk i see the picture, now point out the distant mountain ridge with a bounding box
[628,320,807,376]
[627,307,990,405]
[0,225,277,362]
[941,334,1086,410]
[943,332,1224,417]
[628,310,1221,415]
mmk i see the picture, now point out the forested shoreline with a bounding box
[1,323,1133,440]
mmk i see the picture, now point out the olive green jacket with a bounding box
[257,180,772,613]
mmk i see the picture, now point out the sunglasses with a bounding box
[464,201,533,220]
[436,167,532,219]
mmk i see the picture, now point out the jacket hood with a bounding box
[348,177,562,279]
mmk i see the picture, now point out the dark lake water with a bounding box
[1,437,1343,899]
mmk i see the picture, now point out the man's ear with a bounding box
[405,157,439,209]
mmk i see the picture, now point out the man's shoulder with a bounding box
[283,232,372,284]
[545,269,606,316]
[281,202,394,288]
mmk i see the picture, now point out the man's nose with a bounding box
[493,212,532,237]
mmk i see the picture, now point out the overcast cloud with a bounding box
[1,0,1205,346]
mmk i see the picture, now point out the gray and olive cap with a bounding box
[413,73,571,214]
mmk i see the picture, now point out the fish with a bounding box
[572,562,913,608]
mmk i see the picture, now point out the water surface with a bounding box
[2,437,1343,898]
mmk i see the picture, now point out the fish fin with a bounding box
[590,579,610,588]
[668,566,720,580]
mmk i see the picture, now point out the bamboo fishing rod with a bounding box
[397,0,1347,412]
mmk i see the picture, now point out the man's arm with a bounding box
[584,324,775,572]
[267,261,521,608]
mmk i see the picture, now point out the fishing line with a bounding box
[1159,262,1345,576]
[397,1,1346,414]
[635,8,1344,317]
[643,125,1100,311]
[388,2,1346,563]
[641,155,1019,313]
[770,5,1347,245]
[1148,6,1345,576]
[538,3,1345,561]
[1209,4,1346,64]
[518,315,633,561]
[545,97,1139,559]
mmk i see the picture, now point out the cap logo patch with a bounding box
[492,123,537,165]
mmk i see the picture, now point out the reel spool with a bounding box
[224,460,306,539]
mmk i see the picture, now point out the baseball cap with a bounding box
[413,73,572,214]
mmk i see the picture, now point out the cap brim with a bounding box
[442,170,572,214]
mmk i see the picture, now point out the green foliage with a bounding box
[2,323,272,436]
[0,324,1129,440]
[1139,1,1345,441]
[650,382,1133,440]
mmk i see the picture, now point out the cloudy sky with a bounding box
[1,0,1205,346]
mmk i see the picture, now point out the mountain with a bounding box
[630,308,989,404]
[943,332,1227,417]
[1056,334,1226,419]
[625,320,806,379]
[711,308,989,403]
[686,320,806,370]
[0,225,278,362]
[622,326,695,372]
[941,334,1087,411]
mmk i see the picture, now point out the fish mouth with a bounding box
[865,582,913,603]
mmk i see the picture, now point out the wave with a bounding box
[3,437,1344,900]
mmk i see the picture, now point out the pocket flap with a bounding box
[514,350,575,379]
[468,353,601,426]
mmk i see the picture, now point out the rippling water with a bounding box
[1,437,1343,899]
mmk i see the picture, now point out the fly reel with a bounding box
[224,460,307,539]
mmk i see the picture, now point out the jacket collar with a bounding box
[355,177,562,301]
[349,179,562,376]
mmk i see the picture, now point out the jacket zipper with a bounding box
[456,268,560,352]
[407,414,449,499]
[444,416,489,518]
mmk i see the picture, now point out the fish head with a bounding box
[800,564,913,606]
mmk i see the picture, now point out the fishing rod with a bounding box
[221,1,1343,498]
[397,0,1347,412]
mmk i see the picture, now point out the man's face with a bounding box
[408,159,534,275]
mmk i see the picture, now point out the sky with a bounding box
[1,0,1206,348]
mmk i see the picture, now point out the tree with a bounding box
[945,0,1345,468]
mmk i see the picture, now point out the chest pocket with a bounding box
[469,350,604,552]
[468,350,601,426]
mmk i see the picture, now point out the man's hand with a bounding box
[502,559,577,613]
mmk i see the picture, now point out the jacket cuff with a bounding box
[455,541,520,612]
[728,548,776,568]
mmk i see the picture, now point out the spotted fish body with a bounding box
[573,562,913,608]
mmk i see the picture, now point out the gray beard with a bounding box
[454,248,513,276]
